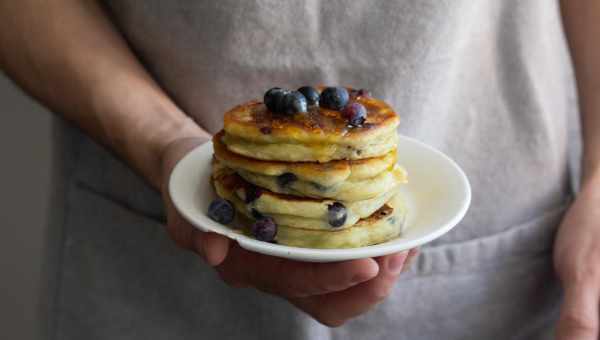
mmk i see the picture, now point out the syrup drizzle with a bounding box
[251,98,390,136]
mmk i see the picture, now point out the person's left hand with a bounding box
[554,177,600,340]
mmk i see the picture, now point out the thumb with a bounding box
[193,230,230,266]
[556,282,599,340]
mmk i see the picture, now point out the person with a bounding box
[0,1,598,339]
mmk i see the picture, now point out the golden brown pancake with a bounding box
[213,156,406,202]
[272,193,406,248]
[222,93,399,162]
[212,162,401,230]
[213,131,399,187]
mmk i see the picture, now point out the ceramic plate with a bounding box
[169,136,471,262]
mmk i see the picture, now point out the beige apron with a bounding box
[48,1,578,339]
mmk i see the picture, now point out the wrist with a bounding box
[88,70,210,189]
[140,113,209,190]
[152,114,210,158]
[101,93,209,189]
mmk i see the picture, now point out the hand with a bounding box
[554,178,600,339]
[217,246,418,327]
[160,137,418,326]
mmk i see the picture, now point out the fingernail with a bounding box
[387,252,408,275]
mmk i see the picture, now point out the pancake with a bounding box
[212,163,400,230]
[214,160,406,203]
[213,131,398,187]
[235,164,406,201]
[222,93,399,162]
[222,130,398,163]
[273,193,406,249]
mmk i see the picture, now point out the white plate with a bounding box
[169,136,471,262]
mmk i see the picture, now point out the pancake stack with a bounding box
[211,87,407,249]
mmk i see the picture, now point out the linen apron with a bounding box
[48,1,579,339]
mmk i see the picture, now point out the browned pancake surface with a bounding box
[223,93,399,144]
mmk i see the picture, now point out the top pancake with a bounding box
[222,91,399,162]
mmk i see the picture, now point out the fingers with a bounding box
[166,210,195,250]
[166,206,231,266]
[193,230,230,266]
[291,251,408,327]
[556,282,599,340]
[216,244,379,298]
[401,248,419,273]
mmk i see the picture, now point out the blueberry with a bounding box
[251,216,278,242]
[277,172,298,188]
[264,87,288,113]
[208,198,235,224]
[343,102,367,127]
[320,87,349,111]
[281,91,308,115]
[297,86,320,106]
[327,202,347,228]
[244,184,263,203]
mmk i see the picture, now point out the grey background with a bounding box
[0,73,56,340]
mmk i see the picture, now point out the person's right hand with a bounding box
[160,136,418,327]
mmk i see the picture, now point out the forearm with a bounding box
[561,1,600,188]
[0,0,208,189]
